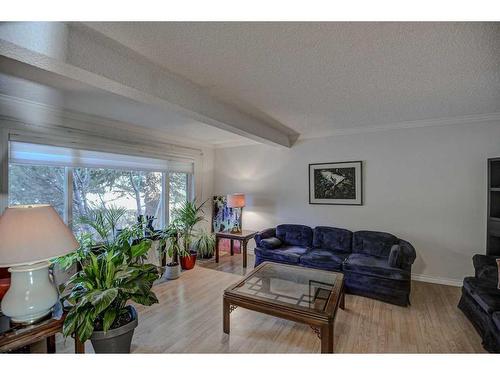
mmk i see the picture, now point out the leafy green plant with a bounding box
[192,230,216,258]
[77,204,127,244]
[61,237,159,342]
[59,205,160,343]
[158,225,189,266]
[173,199,206,255]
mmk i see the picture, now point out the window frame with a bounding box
[7,145,194,230]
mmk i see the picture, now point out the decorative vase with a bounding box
[90,305,138,353]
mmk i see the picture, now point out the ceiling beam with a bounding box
[0,23,293,148]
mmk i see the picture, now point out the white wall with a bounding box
[214,120,500,285]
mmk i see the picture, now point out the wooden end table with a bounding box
[0,312,84,353]
[223,262,345,353]
[215,230,257,268]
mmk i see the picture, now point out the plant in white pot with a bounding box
[158,225,188,280]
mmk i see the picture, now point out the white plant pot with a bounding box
[163,264,181,280]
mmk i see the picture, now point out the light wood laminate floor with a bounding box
[56,252,485,353]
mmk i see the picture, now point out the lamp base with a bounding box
[0,261,58,325]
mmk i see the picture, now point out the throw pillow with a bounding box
[388,244,402,268]
[260,237,282,250]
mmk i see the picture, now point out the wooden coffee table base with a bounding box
[223,286,345,354]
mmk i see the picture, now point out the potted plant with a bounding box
[192,230,216,259]
[174,200,206,270]
[158,225,189,279]
[158,200,207,275]
[58,206,160,353]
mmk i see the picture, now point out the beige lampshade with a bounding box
[227,194,246,208]
[0,205,79,267]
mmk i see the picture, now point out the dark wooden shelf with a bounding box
[488,158,500,255]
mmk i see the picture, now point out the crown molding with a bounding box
[298,112,500,141]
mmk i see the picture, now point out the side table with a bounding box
[215,230,257,268]
[0,312,84,353]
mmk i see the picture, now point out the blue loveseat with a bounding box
[458,254,500,352]
[254,224,416,306]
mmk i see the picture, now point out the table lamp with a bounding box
[0,205,79,324]
[227,194,245,233]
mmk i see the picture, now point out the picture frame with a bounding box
[309,161,363,205]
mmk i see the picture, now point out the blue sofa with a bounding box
[458,254,500,353]
[254,224,416,306]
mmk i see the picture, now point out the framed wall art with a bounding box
[309,161,363,205]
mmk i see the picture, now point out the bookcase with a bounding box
[487,158,500,255]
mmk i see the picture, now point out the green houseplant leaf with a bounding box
[61,207,160,344]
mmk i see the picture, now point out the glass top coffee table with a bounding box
[223,262,345,353]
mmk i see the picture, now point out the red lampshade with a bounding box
[227,194,246,208]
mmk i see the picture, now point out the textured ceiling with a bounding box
[84,22,500,139]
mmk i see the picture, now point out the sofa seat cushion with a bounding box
[312,226,353,253]
[300,248,350,271]
[463,277,500,314]
[343,254,410,281]
[254,245,308,264]
[353,231,399,258]
[276,224,313,247]
[492,312,500,332]
[463,276,498,294]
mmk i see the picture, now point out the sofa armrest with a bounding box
[473,254,500,277]
[255,228,276,247]
[388,240,416,269]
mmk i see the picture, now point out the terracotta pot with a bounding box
[180,252,197,270]
[0,278,11,301]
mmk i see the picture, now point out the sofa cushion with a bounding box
[276,224,313,247]
[260,237,282,249]
[353,231,399,258]
[343,253,410,281]
[299,248,350,271]
[312,226,352,253]
[463,276,498,294]
[254,245,308,264]
[471,292,500,314]
[473,254,500,277]
[463,277,500,314]
[492,312,500,332]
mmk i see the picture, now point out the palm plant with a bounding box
[158,200,206,269]
[77,204,127,244]
[174,199,206,255]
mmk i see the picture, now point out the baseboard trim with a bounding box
[412,273,463,287]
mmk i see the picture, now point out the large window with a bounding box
[169,172,188,223]
[8,141,193,238]
[72,168,163,236]
[8,164,65,218]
